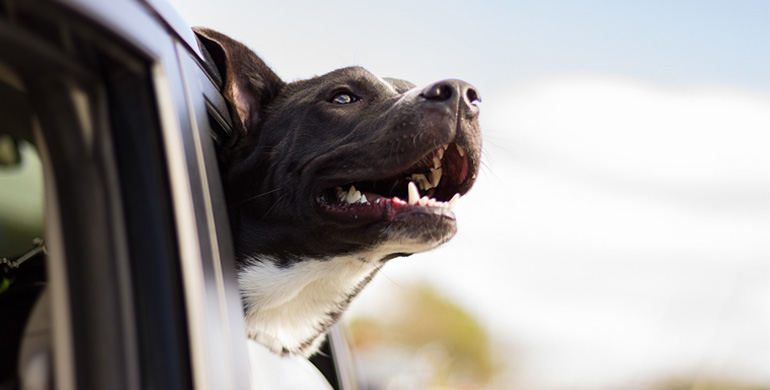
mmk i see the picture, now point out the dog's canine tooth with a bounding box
[457,144,466,157]
[433,156,441,169]
[430,168,442,188]
[447,193,461,210]
[407,181,420,205]
[437,147,445,160]
[359,194,368,204]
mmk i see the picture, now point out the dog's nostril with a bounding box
[421,84,454,102]
[466,88,481,105]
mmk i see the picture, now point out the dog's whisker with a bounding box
[238,186,286,206]
[260,194,288,219]
[479,159,492,173]
[363,257,403,290]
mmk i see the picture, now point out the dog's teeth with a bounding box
[419,196,429,207]
[407,181,420,206]
[457,144,466,157]
[437,147,445,160]
[442,144,449,151]
[359,194,368,204]
[433,156,441,169]
[336,186,346,201]
[430,168,442,188]
[345,185,362,203]
[428,198,437,207]
[447,193,461,210]
[411,173,430,191]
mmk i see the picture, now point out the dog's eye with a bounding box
[331,93,358,104]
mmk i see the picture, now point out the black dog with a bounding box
[195,28,482,357]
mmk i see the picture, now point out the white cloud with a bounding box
[487,75,770,182]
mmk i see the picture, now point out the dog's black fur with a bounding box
[195,28,482,356]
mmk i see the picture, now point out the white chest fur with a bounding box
[238,235,443,356]
[238,253,379,356]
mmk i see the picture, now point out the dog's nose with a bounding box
[419,79,481,117]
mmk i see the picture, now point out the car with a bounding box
[0,0,356,388]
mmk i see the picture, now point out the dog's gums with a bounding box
[315,141,471,225]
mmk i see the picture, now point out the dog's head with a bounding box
[195,28,482,266]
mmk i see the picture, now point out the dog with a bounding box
[194,28,482,357]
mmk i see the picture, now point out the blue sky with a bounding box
[168,1,770,388]
[170,0,770,92]
[487,1,770,87]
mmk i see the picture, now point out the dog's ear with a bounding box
[193,27,285,141]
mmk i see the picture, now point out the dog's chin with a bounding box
[378,210,458,255]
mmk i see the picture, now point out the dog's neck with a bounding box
[238,251,383,357]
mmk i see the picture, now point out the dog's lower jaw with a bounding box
[238,240,446,357]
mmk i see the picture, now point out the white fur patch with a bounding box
[239,239,442,356]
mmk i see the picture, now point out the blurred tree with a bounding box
[348,283,499,389]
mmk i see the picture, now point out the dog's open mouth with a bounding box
[315,141,473,225]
